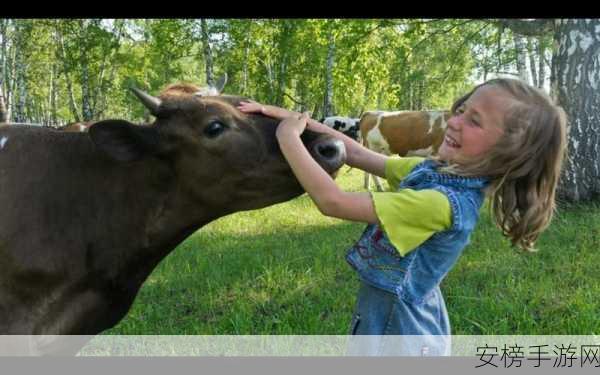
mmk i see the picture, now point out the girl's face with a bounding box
[438,85,512,165]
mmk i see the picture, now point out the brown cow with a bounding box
[359,110,450,191]
[0,86,345,355]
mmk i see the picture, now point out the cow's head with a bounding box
[88,87,346,216]
[343,125,360,141]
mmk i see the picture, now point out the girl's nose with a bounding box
[447,114,461,131]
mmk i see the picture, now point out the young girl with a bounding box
[238,78,567,355]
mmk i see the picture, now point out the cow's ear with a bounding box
[89,120,160,162]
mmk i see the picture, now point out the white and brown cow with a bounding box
[158,73,228,98]
[59,121,94,132]
[359,110,450,191]
[319,116,361,141]
[0,84,345,355]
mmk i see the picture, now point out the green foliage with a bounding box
[1,18,525,124]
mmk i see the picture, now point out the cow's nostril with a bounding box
[317,144,339,159]
[309,137,346,174]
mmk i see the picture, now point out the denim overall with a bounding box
[345,160,488,356]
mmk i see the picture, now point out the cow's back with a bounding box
[379,111,449,156]
[358,111,386,146]
[359,110,449,156]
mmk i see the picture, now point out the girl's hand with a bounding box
[277,112,310,138]
[238,100,296,120]
[237,100,266,115]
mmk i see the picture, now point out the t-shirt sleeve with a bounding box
[384,156,426,190]
[370,188,452,256]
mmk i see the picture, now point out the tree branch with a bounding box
[439,23,492,85]
[283,92,307,107]
[399,19,477,66]
[494,19,555,37]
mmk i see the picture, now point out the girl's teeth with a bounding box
[445,135,459,148]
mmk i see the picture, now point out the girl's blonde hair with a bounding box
[443,78,568,251]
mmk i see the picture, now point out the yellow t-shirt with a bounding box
[370,157,452,257]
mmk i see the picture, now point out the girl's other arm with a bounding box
[238,101,388,178]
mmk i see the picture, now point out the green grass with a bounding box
[105,168,600,335]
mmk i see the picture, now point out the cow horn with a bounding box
[130,87,162,116]
[214,72,228,94]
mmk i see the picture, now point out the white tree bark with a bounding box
[538,37,547,89]
[0,19,7,122]
[55,24,81,123]
[514,34,531,83]
[200,19,214,86]
[81,59,93,121]
[551,19,600,201]
[528,37,538,87]
[323,25,335,117]
[502,18,600,202]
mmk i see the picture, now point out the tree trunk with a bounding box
[13,56,26,122]
[295,79,307,113]
[2,20,18,123]
[262,57,275,104]
[0,20,7,122]
[0,92,5,123]
[48,63,58,125]
[242,37,249,95]
[377,88,384,110]
[97,60,118,119]
[81,59,93,121]
[551,19,600,202]
[538,37,546,89]
[361,80,371,115]
[12,21,28,123]
[6,35,17,123]
[56,25,81,123]
[276,52,287,107]
[514,34,530,83]
[500,18,600,202]
[323,26,335,117]
[274,20,294,107]
[200,19,214,86]
[528,37,538,87]
[312,102,321,121]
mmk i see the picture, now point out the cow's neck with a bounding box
[91,158,221,298]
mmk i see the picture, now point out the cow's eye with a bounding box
[204,121,227,138]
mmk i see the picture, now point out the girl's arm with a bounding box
[276,113,380,224]
[238,101,388,178]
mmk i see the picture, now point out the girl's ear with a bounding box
[89,120,161,162]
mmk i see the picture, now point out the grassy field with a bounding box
[106,168,600,335]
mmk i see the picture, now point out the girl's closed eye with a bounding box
[457,104,481,128]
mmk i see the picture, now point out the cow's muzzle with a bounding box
[309,136,346,175]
